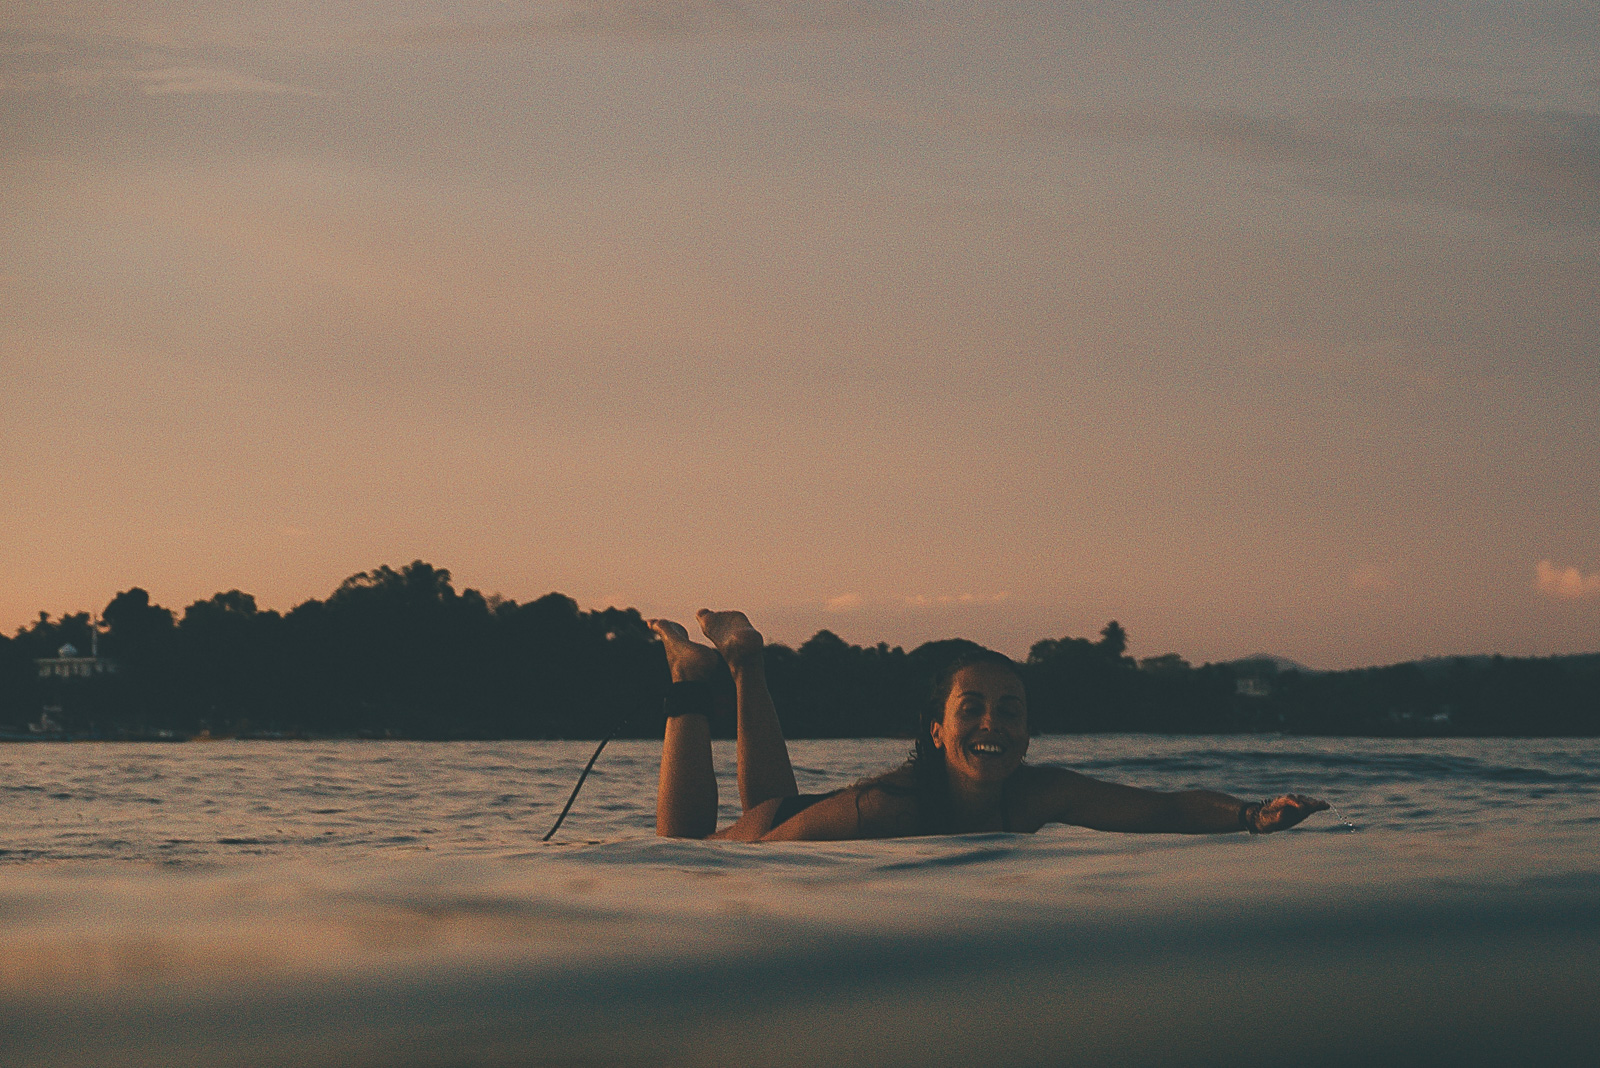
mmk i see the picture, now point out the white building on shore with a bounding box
[31,623,117,732]
[36,641,117,679]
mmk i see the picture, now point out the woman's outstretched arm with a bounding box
[1018,766,1327,834]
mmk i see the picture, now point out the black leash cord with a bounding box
[542,728,618,841]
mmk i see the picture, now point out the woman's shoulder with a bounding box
[754,770,918,841]
[856,762,917,793]
[848,763,921,837]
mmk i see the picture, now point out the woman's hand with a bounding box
[1246,794,1329,833]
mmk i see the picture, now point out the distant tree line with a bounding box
[3,561,1597,739]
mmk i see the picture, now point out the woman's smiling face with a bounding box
[930,662,1029,786]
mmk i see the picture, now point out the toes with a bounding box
[696,609,752,634]
[648,618,692,643]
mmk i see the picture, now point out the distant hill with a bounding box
[1222,652,1600,679]
[1411,652,1600,678]
[1220,654,1320,676]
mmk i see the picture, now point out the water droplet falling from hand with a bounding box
[1327,802,1358,832]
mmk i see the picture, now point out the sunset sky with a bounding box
[3,1,1597,669]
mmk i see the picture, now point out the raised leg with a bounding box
[697,609,798,810]
[649,619,720,838]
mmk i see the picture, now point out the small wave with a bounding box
[1478,767,1600,784]
[1074,754,1235,772]
[874,843,1017,872]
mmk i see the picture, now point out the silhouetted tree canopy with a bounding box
[5,561,1597,739]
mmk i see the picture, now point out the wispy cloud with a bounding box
[0,37,55,57]
[824,592,862,613]
[838,93,1600,226]
[2,62,309,96]
[1,31,311,97]
[1018,102,1346,166]
[139,66,306,96]
[391,0,901,43]
[1037,98,1600,224]
[1535,560,1600,600]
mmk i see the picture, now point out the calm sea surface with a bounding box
[3,736,1598,1066]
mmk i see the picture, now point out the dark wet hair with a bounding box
[904,648,1026,835]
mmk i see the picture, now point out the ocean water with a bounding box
[2,736,1597,1067]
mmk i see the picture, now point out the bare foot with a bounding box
[647,618,722,683]
[696,609,765,673]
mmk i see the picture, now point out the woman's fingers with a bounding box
[1257,794,1327,831]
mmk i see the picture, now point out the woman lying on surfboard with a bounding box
[649,610,1328,840]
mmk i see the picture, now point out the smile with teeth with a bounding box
[969,741,1006,755]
